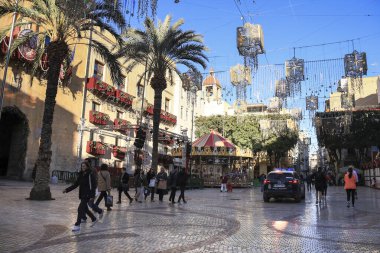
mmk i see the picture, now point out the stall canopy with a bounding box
[192,130,236,149]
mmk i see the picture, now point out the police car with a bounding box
[263,168,305,202]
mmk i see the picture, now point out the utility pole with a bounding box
[0,0,19,120]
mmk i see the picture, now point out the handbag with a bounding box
[157,180,167,190]
[105,194,113,207]
[149,178,156,188]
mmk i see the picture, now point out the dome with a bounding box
[203,68,221,88]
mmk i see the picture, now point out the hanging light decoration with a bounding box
[275,78,289,99]
[344,50,367,78]
[341,93,355,109]
[285,57,305,96]
[181,69,202,105]
[230,64,251,114]
[236,22,264,69]
[306,95,318,111]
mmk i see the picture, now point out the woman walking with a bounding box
[146,168,156,202]
[63,161,103,232]
[117,167,133,204]
[156,167,168,202]
[344,167,357,208]
[177,168,188,204]
[95,164,112,211]
[134,168,146,203]
[168,167,178,204]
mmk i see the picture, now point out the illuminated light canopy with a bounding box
[285,57,305,84]
[275,79,289,99]
[181,69,202,91]
[306,95,318,111]
[237,22,264,69]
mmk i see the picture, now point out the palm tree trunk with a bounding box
[29,41,68,200]
[151,87,163,173]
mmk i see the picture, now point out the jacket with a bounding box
[168,171,178,188]
[134,173,146,187]
[156,171,168,182]
[98,170,111,192]
[344,173,357,190]
[177,171,188,187]
[65,169,96,199]
[146,171,156,182]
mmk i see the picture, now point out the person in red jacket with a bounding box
[344,167,357,208]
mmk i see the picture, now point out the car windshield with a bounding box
[268,173,294,181]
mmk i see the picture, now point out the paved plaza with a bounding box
[0,180,379,253]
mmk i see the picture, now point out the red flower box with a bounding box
[114,118,130,132]
[89,110,110,125]
[86,77,116,98]
[86,141,106,155]
[145,104,154,115]
[112,146,127,160]
[105,84,115,97]
[115,90,134,105]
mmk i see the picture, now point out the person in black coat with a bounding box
[177,168,188,203]
[145,168,156,202]
[63,161,103,232]
[117,167,133,204]
[168,167,178,204]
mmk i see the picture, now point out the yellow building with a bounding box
[0,15,179,179]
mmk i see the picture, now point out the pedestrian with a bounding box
[156,167,168,202]
[134,168,145,203]
[306,174,312,192]
[168,167,178,204]
[63,161,103,232]
[313,167,327,205]
[344,167,357,208]
[259,173,266,192]
[220,175,228,192]
[177,168,188,203]
[351,166,359,199]
[95,164,112,211]
[371,177,376,188]
[117,167,133,204]
[145,168,156,202]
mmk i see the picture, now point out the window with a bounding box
[93,61,104,81]
[180,106,183,119]
[92,102,100,112]
[118,75,126,90]
[186,109,188,120]
[206,86,213,97]
[165,98,170,112]
[116,110,123,119]
[115,137,119,146]
[137,83,144,97]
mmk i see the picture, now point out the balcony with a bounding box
[86,141,106,156]
[144,104,177,125]
[86,77,115,97]
[115,90,134,107]
[112,146,127,160]
[89,110,110,125]
[114,118,130,132]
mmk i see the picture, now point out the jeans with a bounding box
[118,187,133,202]
[95,191,109,207]
[169,187,177,203]
[76,198,96,226]
[346,189,356,206]
[178,186,186,202]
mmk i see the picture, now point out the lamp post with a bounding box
[0,0,20,120]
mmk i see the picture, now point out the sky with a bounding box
[128,0,380,153]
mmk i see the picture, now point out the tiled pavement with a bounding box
[0,180,379,253]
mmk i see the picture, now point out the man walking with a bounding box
[63,161,103,232]
[177,168,188,204]
[168,167,178,204]
[117,167,133,204]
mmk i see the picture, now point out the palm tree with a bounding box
[0,0,125,200]
[119,15,208,172]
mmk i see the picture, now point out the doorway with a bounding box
[0,106,29,179]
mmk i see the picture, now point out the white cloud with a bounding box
[370,62,378,66]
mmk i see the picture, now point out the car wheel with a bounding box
[263,194,270,202]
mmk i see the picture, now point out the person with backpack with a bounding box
[95,164,112,211]
[313,167,327,205]
[117,167,133,204]
[344,167,357,208]
[63,161,103,232]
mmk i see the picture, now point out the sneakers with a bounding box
[72,225,80,232]
[90,219,98,227]
[98,210,104,220]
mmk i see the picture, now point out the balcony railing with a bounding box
[86,141,106,156]
[89,110,110,125]
[145,104,177,125]
[114,118,130,132]
[112,146,127,160]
